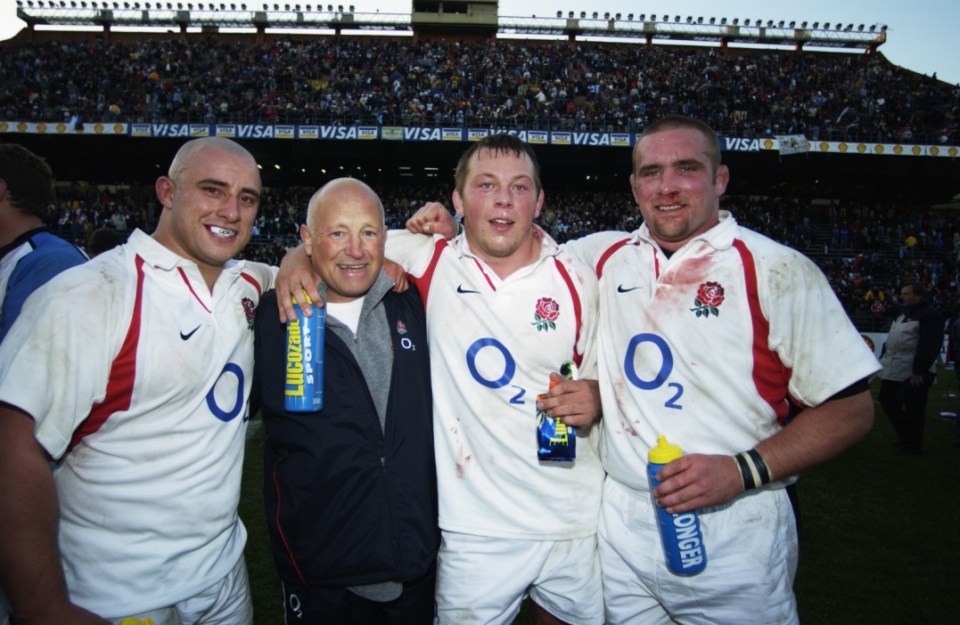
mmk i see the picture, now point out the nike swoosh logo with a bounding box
[457,285,480,294]
[180,325,201,340]
[617,285,641,293]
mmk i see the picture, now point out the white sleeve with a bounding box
[761,251,881,406]
[0,267,126,459]
[385,229,447,277]
[563,230,633,274]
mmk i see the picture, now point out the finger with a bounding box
[278,295,298,323]
[309,286,324,308]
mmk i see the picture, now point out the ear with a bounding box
[452,189,465,219]
[299,223,313,257]
[155,176,175,210]
[0,178,7,203]
[533,188,544,219]
[629,173,645,209]
[714,164,730,197]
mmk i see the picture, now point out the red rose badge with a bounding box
[691,282,724,318]
[532,296,560,331]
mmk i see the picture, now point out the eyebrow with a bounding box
[637,158,705,172]
[473,172,534,185]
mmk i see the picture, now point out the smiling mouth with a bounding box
[656,203,683,212]
[208,225,236,238]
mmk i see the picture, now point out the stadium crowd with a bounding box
[44,180,960,333]
[2,35,959,144]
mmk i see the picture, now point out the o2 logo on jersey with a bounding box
[624,333,684,410]
[206,362,246,422]
[465,338,526,405]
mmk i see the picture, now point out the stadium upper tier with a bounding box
[1,33,957,145]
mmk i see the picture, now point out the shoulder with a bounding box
[734,227,817,268]
[562,230,633,270]
[385,282,426,315]
[552,249,599,291]
[237,261,278,294]
[15,253,132,332]
[13,236,86,274]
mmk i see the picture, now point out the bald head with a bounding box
[306,178,385,231]
[301,178,387,303]
[168,137,258,182]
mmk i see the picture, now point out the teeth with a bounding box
[492,219,512,224]
[339,264,366,270]
[209,226,235,238]
[658,204,682,212]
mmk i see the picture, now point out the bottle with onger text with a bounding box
[647,435,707,575]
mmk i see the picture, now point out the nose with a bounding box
[657,170,679,195]
[343,234,365,258]
[218,194,241,220]
[494,186,513,207]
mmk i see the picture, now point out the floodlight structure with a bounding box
[11,4,888,53]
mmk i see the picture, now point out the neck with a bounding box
[0,212,44,248]
[483,232,542,280]
[198,264,224,293]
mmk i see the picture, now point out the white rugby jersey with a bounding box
[387,228,603,540]
[0,229,276,617]
[564,212,880,493]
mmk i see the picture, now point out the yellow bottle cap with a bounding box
[648,435,683,464]
[290,291,314,306]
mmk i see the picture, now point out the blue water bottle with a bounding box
[284,297,324,412]
[647,435,707,575]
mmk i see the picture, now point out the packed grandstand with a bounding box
[1,13,959,336]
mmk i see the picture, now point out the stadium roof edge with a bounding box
[12,6,887,51]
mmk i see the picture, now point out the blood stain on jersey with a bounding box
[241,297,256,330]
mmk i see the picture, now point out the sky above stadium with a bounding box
[0,0,957,85]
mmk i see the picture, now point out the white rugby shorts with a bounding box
[107,557,253,625]
[599,477,799,625]
[435,530,604,625]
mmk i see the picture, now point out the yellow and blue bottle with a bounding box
[536,360,578,461]
[647,435,707,575]
[284,296,324,412]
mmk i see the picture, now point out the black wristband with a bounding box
[734,452,757,490]
[746,448,772,485]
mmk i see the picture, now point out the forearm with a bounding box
[654,391,875,514]
[0,407,72,620]
[754,391,874,482]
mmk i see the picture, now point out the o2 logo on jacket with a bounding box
[206,363,246,422]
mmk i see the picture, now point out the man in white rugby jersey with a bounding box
[406,117,879,625]
[0,137,312,625]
